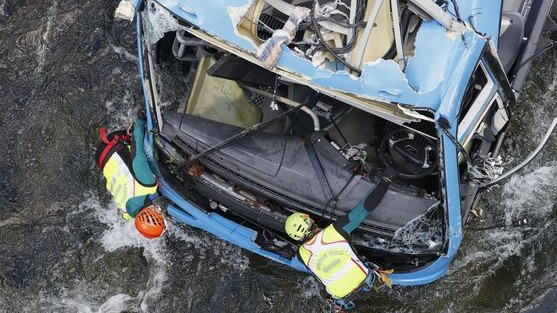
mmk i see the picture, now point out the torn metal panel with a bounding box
[454,0,503,46]
[153,0,487,115]
[154,0,261,51]
[405,22,487,111]
[435,30,486,120]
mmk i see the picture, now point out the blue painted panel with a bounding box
[162,184,309,272]
[455,0,502,46]
[405,21,462,100]
[135,13,156,149]
[436,31,486,117]
[389,256,450,285]
[156,0,258,52]
[151,0,494,111]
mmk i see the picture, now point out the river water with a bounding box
[0,1,556,312]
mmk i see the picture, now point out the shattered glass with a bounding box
[142,0,182,45]
[388,201,444,252]
[355,201,444,254]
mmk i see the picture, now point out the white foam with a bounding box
[103,90,135,128]
[36,0,57,74]
[109,44,139,63]
[97,294,134,313]
[502,165,557,224]
[168,219,250,271]
[46,193,168,312]
[61,191,250,312]
[299,276,321,299]
[544,60,557,92]
[450,164,557,283]
[36,296,94,313]
[93,197,169,311]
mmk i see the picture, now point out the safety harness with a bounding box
[97,127,132,170]
[324,262,393,313]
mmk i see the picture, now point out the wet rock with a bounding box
[80,242,150,298]
[0,0,12,23]
[0,169,21,215]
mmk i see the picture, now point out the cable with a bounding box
[290,111,337,223]
[449,0,463,23]
[329,116,349,145]
[312,0,366,55]
[437,0,463,23]
[290,111,353,226]
[309,0,362,74]
[481,117,557,187]
[438,118,473,167]
[512,40,557,80]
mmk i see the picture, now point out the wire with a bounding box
[438,118,473,167]
[512,40,557,80]
[437,0,463,23]
[312,0,366,54]
[329,116,349,145]
[309,0,362,74]
[314,16,366,29]
[481,117,557,187]
[449,0,463,23]
[290,111,354,226]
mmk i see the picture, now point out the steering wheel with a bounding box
[379,128,438,179]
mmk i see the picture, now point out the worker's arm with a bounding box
[131,117,157,185]
[126,195,153,218]
[333,178,390,236]
[127,117,158,219]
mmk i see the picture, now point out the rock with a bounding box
[0,0,12,24]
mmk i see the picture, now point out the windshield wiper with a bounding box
[175,100,310,172]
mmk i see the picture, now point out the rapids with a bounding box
[0,1,555,312]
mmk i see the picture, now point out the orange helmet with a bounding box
[135,206,166,239]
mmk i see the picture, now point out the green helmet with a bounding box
[285,212,313,241]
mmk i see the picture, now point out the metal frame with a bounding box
[132,0,509,286]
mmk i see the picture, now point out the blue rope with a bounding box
[327,299,356,312]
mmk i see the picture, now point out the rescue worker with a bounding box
[285,173,394,311]
[95,115,166,239]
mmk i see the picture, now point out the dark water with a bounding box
[0,1,556,312]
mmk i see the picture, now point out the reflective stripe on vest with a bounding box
[102,151,157,210]
[299,225,368,299]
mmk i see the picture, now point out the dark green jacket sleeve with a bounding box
[131,117,156,185]
[126,195,153,217]
[333,179,390,236]
[126,117,157,217]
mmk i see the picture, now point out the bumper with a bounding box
[159,174,451,285]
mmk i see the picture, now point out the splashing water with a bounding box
[502,164,557,224]
[1,1,556,312]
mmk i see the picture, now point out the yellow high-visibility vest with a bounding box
[298,225,368,299]
[102,150,157,210]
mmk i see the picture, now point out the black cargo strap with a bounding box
[362,178,390,212]
[175,101,307,172]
